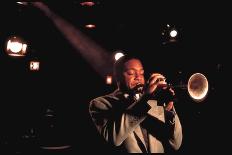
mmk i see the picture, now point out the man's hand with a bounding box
[165,101,174,111]
[165,88,175,111]
[145,73,167,95]
[145,73,176,110]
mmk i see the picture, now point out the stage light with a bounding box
[161,24,179,44]
[80,1,95,6]
[114,52,125,61]
[170,29,178,38]
[6,36,27,57]
[16,2,24,5]
[16,2,28,6]
[106,75,112,85]
[30,61,40,71]
[85,24,96,29]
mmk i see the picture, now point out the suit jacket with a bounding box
[89,89,182,153]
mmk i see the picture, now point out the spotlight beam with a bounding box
[31,2,113,77]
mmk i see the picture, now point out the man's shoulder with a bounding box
[90,90,121,106]
[92,90,121,100]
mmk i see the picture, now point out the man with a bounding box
[29,3,182,152]
[89,55,182,153]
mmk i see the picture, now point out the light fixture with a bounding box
[114,52,124,61]
[106,75,112,85]
[161,24,179,44]
[85,24,96,29]
[170,29,178,38]
[6,36,28,57]
[80,1,95,7]
[16,2,28,5]
[114,50,125,61]
[30,60,40,71]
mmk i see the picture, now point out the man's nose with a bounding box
[134,72,142,79]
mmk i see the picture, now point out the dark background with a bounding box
[0,1,227,154]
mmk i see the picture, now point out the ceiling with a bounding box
[0,1,226,97]
[0,1,226,93]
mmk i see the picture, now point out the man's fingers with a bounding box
[165,101,174,111]
[148,75,166,85]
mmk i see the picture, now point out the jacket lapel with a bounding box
[147,100,165,123]
[134,126,148,152]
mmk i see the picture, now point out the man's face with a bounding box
[121,59,145,91]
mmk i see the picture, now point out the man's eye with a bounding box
[127,70,135,75]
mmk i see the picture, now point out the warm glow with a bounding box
[106,75,112,85]
[85,24,96,29]
[16,2,23,4]
[114,52,124,61]
[16,2,28,5]
[8,40,23,53]
[6,36,27,57]
[170,29,178,38]
[22,44,27,53]
[30,61,40,71]
[80,1,95,6]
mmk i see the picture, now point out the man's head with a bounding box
[114,55,145,92]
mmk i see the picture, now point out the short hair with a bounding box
[113,54,141,82]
